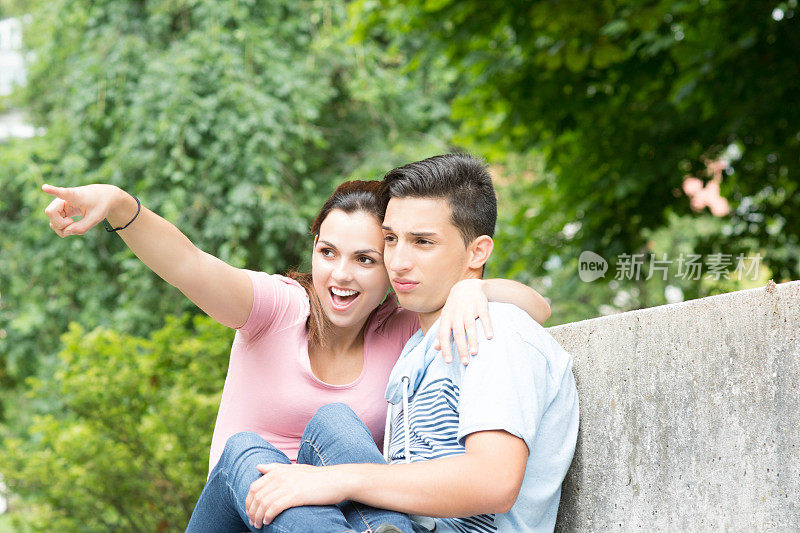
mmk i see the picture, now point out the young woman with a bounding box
[42,180,550,532]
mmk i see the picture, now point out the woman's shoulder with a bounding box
[243,270,310,309]
[236,270,309,341]
[245,270,306,293]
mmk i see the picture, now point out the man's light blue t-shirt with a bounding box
[384,302,580,532]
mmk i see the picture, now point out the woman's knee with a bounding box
[309,403,360,432]
[303,403,368,443]
[299,404,382,467]
[315,402,358,421]
[219,431,274,468]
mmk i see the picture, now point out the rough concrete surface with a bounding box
[548,280,799,532]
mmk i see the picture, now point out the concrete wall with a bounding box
[548,280,799,532]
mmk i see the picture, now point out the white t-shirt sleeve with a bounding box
[456,310,549,452]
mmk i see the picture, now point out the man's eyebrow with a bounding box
[380,226,439,238]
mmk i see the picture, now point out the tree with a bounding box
[0,0,28,18]
[353,0,800,294]
[0,0,453,404]
[0,314,232,531]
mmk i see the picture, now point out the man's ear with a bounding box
[467,235,494,271]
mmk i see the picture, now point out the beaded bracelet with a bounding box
[103,195,141,232]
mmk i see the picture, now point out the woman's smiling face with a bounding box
[311,208,391,331]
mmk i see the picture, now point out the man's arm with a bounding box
[247,430,528,527]
[341,430,529,517]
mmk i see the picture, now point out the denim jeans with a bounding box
[185,403,418,533]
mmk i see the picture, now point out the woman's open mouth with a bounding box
[329,286,361,311]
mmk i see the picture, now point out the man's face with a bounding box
[381,197,472,329]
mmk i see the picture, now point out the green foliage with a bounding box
[0,0,453,393]
[0,0,27,17]
[488,153,772,325]
[0,314,232,531]
[354,0,800,300]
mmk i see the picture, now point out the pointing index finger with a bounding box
[41,184,75,201]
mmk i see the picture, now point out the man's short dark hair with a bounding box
[379,153,497,245]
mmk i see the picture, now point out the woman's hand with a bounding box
[434,278,551,364]
[42,183,122,237]
[435,279,494,365]
[41,182,254,329]
[246,463,345,528]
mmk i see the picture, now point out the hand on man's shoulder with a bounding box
[480,301,560,353]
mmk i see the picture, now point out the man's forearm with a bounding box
[334,454,517,518]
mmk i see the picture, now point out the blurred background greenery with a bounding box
[0,0,796,530]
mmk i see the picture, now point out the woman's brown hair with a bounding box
[287,180,383,348]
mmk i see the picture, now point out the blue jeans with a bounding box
[186,403,418,533]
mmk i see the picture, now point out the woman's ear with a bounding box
[467,235,494,271]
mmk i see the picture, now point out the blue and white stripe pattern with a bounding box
[386,377,496,532]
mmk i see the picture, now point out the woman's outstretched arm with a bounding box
[42,183,253,329]
[481,278,551,324]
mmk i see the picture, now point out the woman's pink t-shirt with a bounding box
[207,270,419,473]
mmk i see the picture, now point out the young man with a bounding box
[248,153,579,532]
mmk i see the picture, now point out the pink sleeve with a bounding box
[236,270,310,342]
